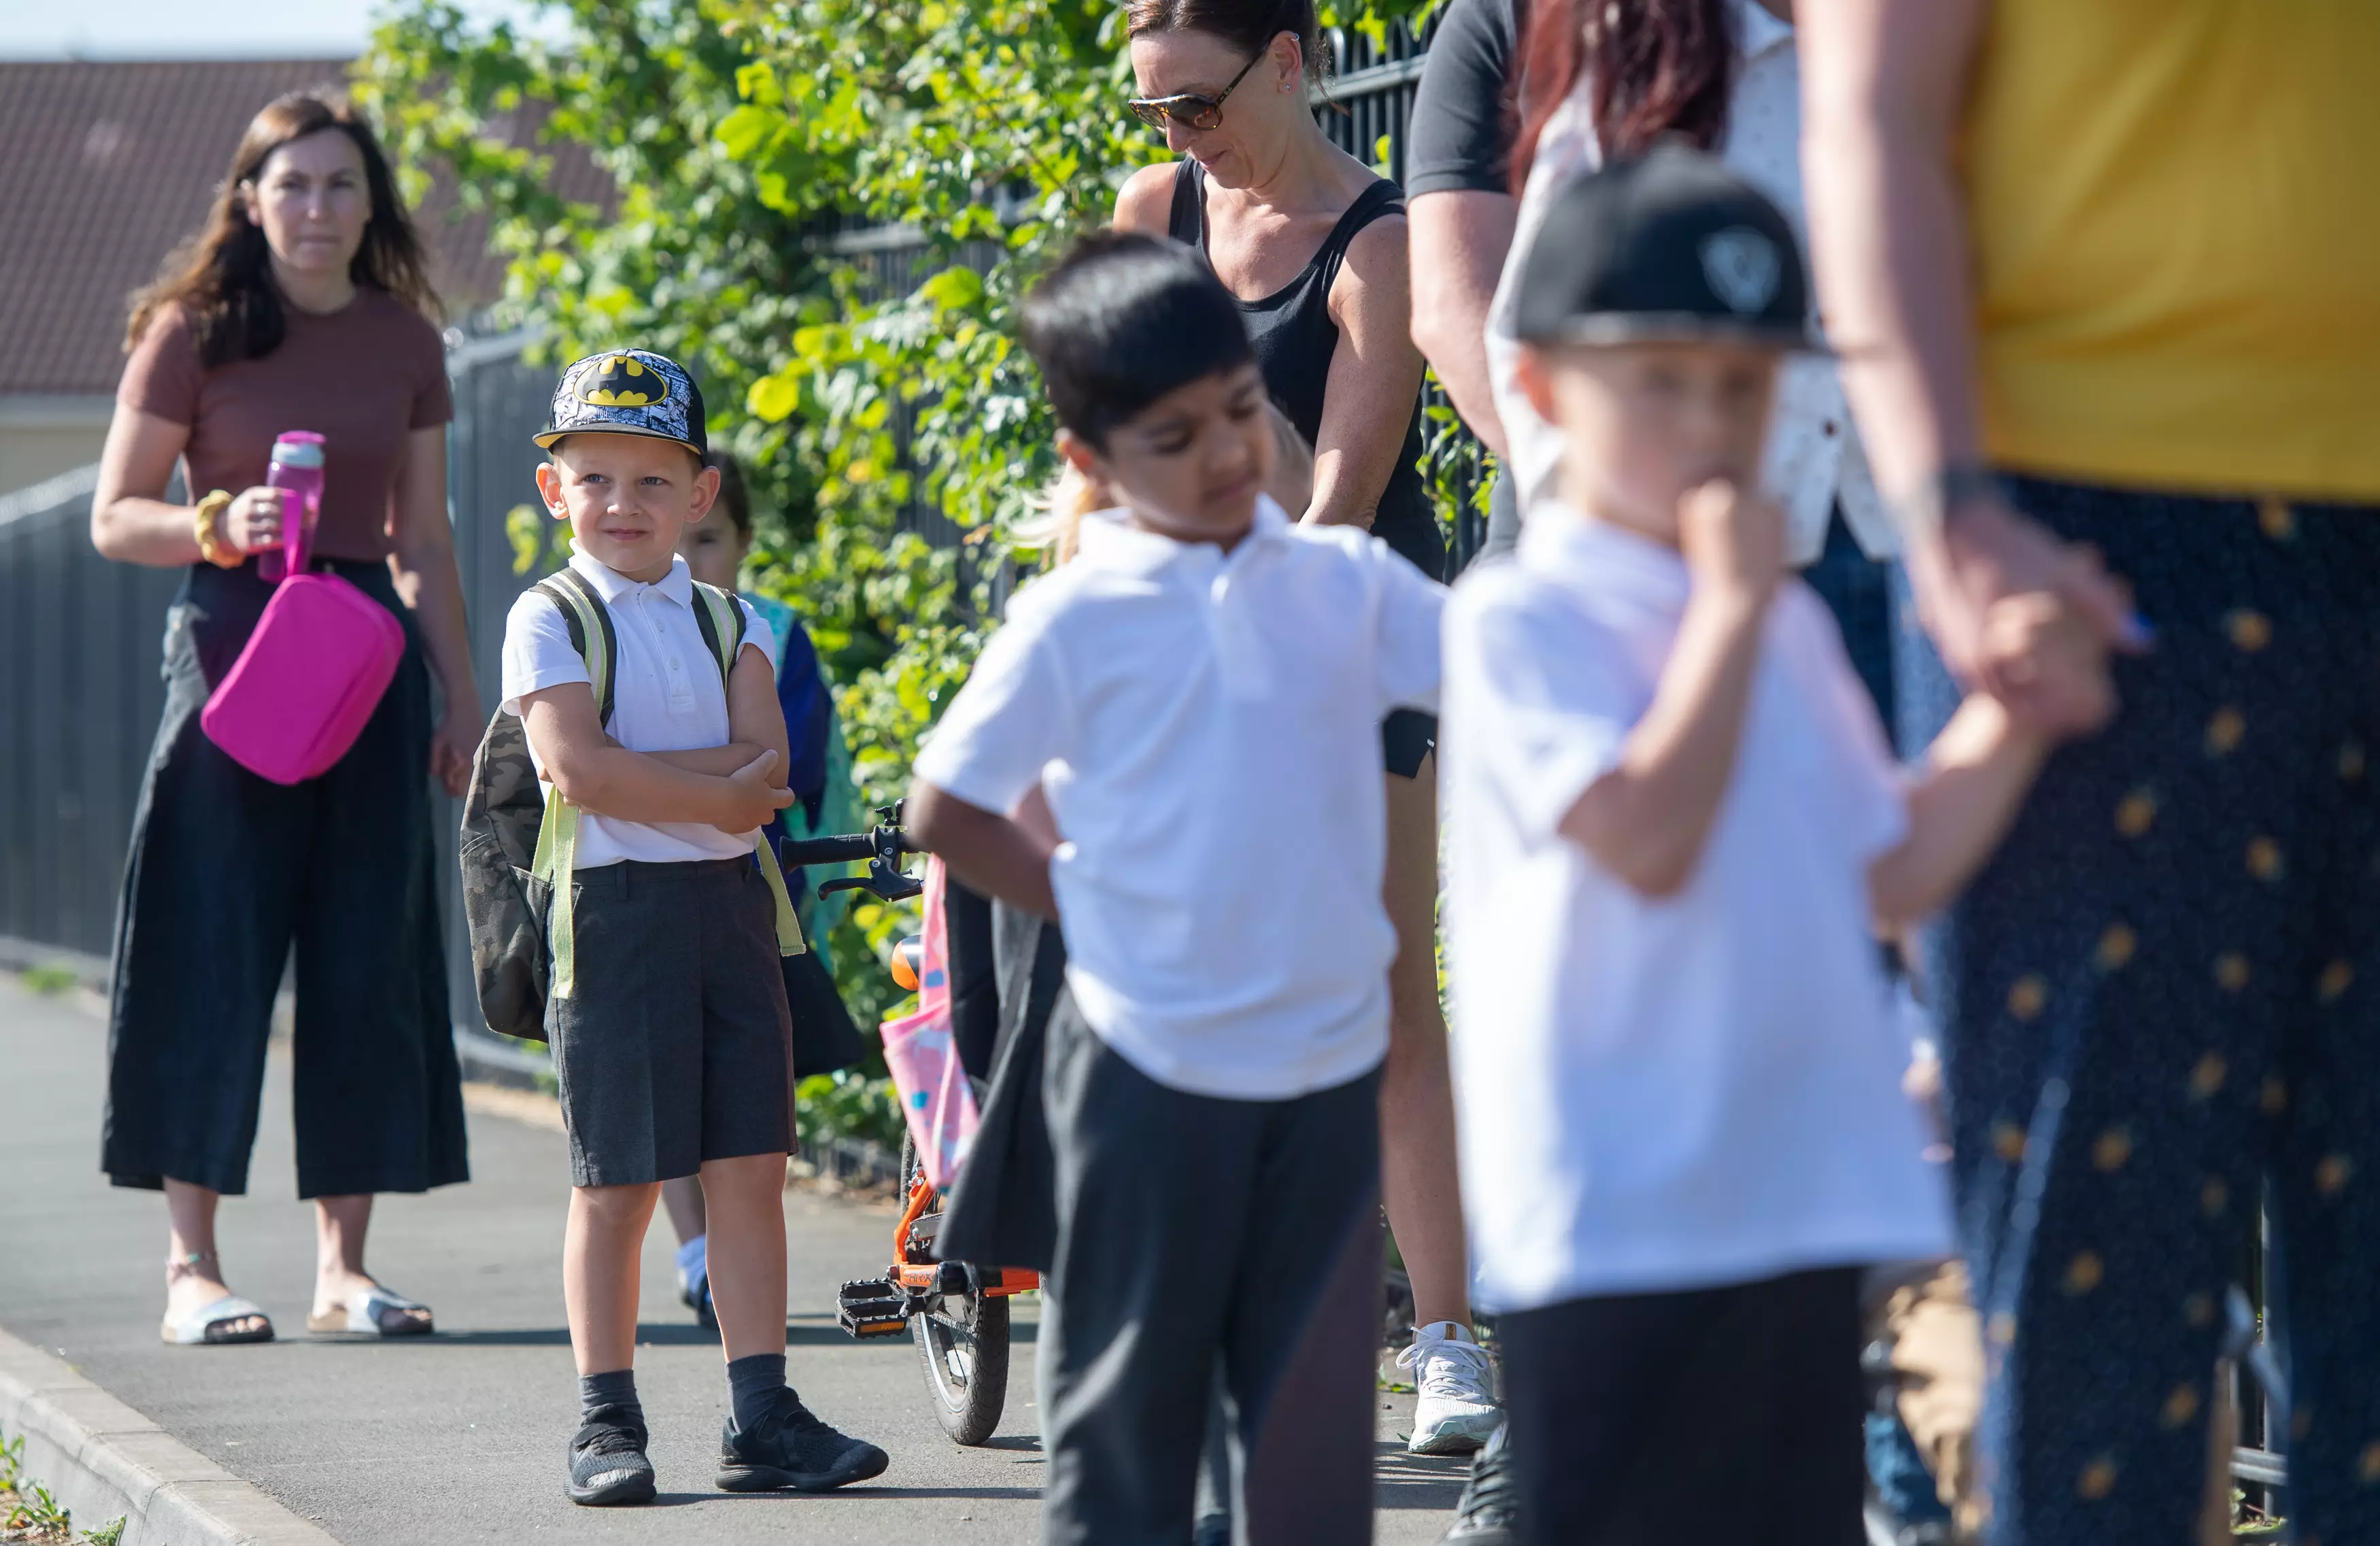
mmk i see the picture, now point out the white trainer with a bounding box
[1400,1320,1501,1456]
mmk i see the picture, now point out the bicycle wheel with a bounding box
[902,1137,1012,1445]
[915,1281,1011,1445]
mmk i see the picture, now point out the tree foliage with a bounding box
[360,0,1457,1035]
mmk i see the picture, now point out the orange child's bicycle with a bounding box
[777,812,1039,1447]
[837,1135,1038,1446]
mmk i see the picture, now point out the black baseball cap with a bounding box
[535,349,709,458]
[1514,142,1824,354]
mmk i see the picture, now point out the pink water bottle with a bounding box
[256,431,325,583]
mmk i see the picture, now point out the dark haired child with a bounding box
[1440,148,2109,1544]
[907,230,1446,1545]
[500,349,887,1505]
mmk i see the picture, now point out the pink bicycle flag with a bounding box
[879,856,980,1188]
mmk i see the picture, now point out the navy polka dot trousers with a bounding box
[1898,476,2380,1545]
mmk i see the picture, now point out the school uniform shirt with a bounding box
[1484,0,1894,564]
[912,498,1446,1101]
[500,550,774,869]
[1440,505,1950,1311]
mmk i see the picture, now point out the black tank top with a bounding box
[1168,160,1446,581]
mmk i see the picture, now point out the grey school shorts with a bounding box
[542,855,796,1187]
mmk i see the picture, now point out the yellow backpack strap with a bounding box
[537,570,616,728]
[689,583,802,958]
[529,779,583,995]
[528,572,615,997]
[688,581,745,689]
[755,838,807,958]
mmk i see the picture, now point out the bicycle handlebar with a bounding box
[775,804,923,905]
[779,831,894,868]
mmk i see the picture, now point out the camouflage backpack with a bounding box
[458,568,804,1042]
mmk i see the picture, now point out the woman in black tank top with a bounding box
[1115,0,1493,1483]
[1163,160,1442,583]
[1116,22,1444,589]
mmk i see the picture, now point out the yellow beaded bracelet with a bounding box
[193,489,241,568]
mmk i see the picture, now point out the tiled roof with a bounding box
[0,59,603,396]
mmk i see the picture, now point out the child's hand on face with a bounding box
[1677,480,1786,604]
[1979,591,2116,740]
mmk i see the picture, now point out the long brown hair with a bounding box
[1510,0,1735,190]
[1125,0,1336,84]
[126,91,438,368]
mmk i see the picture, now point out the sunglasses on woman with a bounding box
[1128,45,1268,133]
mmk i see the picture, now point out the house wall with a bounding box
[0,396,113,502]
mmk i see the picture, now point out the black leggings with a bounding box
[1499,1267,1867,1546]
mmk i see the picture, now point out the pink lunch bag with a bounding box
[879,857,983,1190]
[199,489,406,785]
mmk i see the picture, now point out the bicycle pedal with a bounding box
[836,1277,911,1339]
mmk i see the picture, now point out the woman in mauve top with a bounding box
[91,92,475,1347]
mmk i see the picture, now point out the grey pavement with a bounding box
[0,976,1467,1543]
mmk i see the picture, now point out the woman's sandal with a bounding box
[159,1251,274,1346]
[308,1284,435,1337]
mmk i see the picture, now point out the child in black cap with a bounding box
[1437,145,2109,1543]
[502,348,886,1505]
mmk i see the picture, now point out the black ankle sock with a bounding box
[726,1353,787,1434]
[581,1369,643,1428]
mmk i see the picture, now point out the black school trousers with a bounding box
[1499,1266,1868,1546]
[1037,996,1383,1546]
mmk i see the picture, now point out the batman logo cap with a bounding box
[1514,141,1826,354]
[536,349,709,457]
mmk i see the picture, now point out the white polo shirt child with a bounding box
[1442,504,1951,1313]
[912,494,1444,1533]
[914,496,1444,1098]
[498,546,791,1195]
[501,549,774,867]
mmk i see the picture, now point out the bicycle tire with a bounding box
[901,1136,1012,1445]
[915,1286,1011,1445]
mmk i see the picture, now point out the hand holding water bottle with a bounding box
[219,486,288,553]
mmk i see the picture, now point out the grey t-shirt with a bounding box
[1406,0,1526,198]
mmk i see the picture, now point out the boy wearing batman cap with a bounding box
[503,349,887,1505]
[1435,146,2108,1542]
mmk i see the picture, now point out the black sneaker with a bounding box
[568,1406,657,1507]
[716,1388,889,1492]
[1440,1422,1520,1544]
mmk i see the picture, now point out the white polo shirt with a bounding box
[1440,506,1950,1310]
[913,498,1446,1100]
[500,550,774,869]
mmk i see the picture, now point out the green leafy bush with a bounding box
[360,0,1459,1144]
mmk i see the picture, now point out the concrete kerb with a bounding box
[0,1326,341,1546]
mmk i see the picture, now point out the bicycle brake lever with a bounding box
[817,808,923,904]
[819,872,923,904]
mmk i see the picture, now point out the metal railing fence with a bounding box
[0,467,185,963]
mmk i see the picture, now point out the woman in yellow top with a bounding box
[1800,1,2380,1541]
